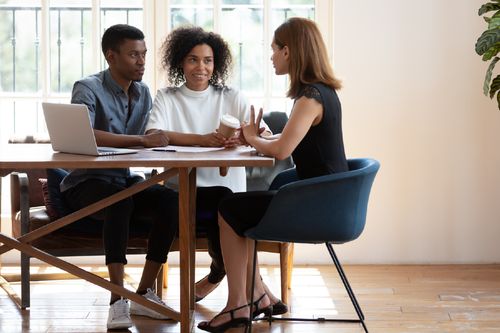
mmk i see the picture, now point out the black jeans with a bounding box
[196,186,232,284]
[63,178,178,265]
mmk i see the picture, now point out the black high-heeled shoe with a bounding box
[270,300,288,315]
[252,293,273,318]
[198,304,250,333]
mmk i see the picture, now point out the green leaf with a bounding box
[489,74,500,98]
[488,16,500,29]
[479,3,500,16]
[482,42,500,60]
[483,57,499,95]
[476,28,500,55]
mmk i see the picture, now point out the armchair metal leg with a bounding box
[326,242,368,332]
[21,253,30,309]
[250,241,369,333]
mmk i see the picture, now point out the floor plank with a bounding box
[0,264,499,332]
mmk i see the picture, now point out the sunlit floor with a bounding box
[1,264,500,332]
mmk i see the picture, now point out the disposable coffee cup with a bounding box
[218,114,240,138]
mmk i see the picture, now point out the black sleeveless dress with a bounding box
[219,83,348,236]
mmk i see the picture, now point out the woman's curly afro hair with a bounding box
[161,26,232,88]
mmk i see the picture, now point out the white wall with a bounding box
[2,0,500,266]
[308,0,500,264]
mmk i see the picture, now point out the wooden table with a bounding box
[0,143,273,332]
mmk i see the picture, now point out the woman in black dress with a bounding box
[198,17,348,332]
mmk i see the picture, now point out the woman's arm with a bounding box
[243,97,323,160]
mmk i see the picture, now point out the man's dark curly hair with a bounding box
[161,26,232,88]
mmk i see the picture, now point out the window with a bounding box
[0,0,332,142]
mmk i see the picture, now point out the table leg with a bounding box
[0,233,180,320]
[189,168,197,311]
[179,168,195,333]
[0,176,2,273]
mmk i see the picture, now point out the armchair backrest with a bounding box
[246,158,380,244]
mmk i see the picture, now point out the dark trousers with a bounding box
[196,186,232,284]
[63,178,178,265]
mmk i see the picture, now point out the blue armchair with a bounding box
[246,158,380,332]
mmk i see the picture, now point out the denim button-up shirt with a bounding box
[60,69,152,192]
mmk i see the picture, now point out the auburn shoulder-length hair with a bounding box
[273,17,342,98]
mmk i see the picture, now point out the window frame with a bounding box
[0,0,334,140]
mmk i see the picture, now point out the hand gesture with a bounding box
[241,105,263,146]
[142,130,169,148]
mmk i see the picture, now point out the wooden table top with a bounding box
[0,143,274,172]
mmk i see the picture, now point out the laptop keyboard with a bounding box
[97,148,118,155]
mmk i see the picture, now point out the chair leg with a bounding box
[21,253,30,309]
[252,243,369,333]
[246,240,259,333]
[162,262,169,289]
[326,242,368,333]
[279,242,293,304]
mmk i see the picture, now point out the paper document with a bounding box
[150,145,225,153]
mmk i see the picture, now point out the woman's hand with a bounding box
[223,135,242,148]
[241,105,263,147]
[142,129,170,148]
[199,132,226,147]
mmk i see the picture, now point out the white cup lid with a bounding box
[220,114,240,128]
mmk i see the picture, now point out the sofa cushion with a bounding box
[46,168,71,217]
[39,179,60,221]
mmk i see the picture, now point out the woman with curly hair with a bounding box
[145,26,273,302]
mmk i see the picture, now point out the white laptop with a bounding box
[42,102,138,156]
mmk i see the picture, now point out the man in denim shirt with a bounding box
[61,24,178,330]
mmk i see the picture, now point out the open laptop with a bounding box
[42,102,138,156]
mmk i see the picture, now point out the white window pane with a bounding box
[170,7,213,30]
[12,100,43,135]
[269,97,293,116]
[171,0,212,5]
[0,1,41,93]
[100,0,143,8]
[100,0,143,29]
[221,4,264,94]
[49,1,92,93]
[272,0,314,6]
[270,3,314,96]
[222,0,261,4]
[99,3,143,72]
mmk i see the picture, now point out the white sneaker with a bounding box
[107,298,132,330]
[130,288,171,320]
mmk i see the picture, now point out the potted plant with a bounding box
[476,1,500,109]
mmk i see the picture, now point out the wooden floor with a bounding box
[0,264,500,332]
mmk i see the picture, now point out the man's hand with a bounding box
[142,129,169,148]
